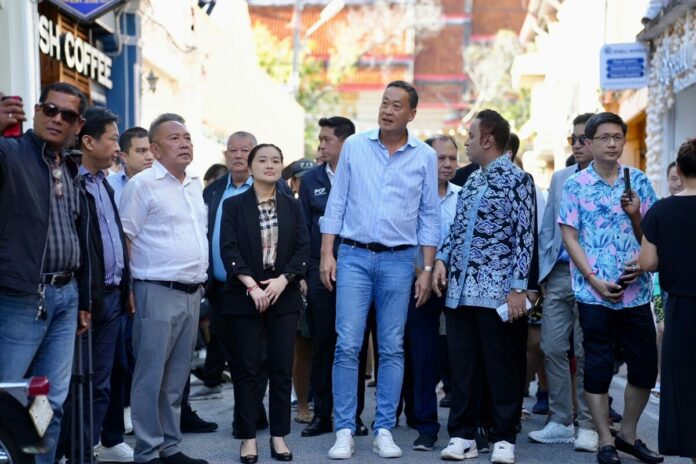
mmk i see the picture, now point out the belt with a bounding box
[139,280,202,294]
[41,272,74,287]
[341,238,411,253]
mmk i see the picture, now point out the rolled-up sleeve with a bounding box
[319,139,351,235]
[417,152,440,247]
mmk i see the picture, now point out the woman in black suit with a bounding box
[219,144,309,463]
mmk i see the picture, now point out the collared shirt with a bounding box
[436,155,535,309]
[325,163,336,185]
[555,165,580,264]
[258,196,279,269]
[319,128,440,247]
[79,166,125,286]
[44,154,80,273]
[107,171,129,208]
[212,175,254,281]
[120,160,208,284]
[558,162,657,309]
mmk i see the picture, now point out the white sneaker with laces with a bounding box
[124,407,133,434]
[491,441,515,464]
[96,442,135,463]
[440,438,478,460]
[372,429,403,458]
[328,428,354,460]
[527,421,575,444]
[574,428,599,452]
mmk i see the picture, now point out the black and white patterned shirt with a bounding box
[44,155,80,273]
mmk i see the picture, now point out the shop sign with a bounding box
[600,43,649,90]
[38,15,113,89]
[46,0,126,22]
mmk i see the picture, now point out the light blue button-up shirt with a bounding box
[212,175,254,281]
[319,128,440,247]
[418,181,461,267]
[107,171,129,208]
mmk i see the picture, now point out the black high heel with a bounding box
[269,437,293,462]
[239,440,258,464]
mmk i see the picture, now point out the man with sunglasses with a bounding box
[559,112,662,464]
[0,82,89,464]
[529,113,598,450]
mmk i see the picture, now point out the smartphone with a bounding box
[1,96,22,138]
[623,167,632,200]
[614,275,629,290]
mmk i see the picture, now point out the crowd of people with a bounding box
[0,80,694,464]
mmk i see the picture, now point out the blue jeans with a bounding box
[0,281,78,464]
[332,244,416,433]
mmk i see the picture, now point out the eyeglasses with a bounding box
[592,134,626,144]
[38,102,82,124]
[567,135,588,146]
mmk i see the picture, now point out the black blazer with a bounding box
[220,187,309,315]
[203,174,292,294]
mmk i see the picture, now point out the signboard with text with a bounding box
[600,43,649,90]
[47,0,126,22]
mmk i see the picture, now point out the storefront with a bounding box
[640,3,696,195]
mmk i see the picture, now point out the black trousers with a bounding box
[219,310,299,438]
[196,288,229,387]
[446,306,527,444]
[305,266,372,422]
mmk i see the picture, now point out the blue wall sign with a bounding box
[47,0,126,22]
[600,43,649,90]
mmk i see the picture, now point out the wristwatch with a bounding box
[423,265,433,272]
[283,272,296,283]
[514,288,524,293]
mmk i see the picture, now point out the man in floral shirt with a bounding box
[559,112,662,464]
[432,109,535,464]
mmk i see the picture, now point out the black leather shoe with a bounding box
[239,441,258,464]
[355,417,368,436]
[142,459,163,464]
[597,445,621,464]
[302,416,333,437]
[269,438,293,461]
[161,452,208,464]
[615,437,664,464]
[181,409,218,433]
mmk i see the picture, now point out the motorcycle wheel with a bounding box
[0,426,33,464]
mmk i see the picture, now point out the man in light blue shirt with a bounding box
[107,126,153,206]
[400,135,461,452]
[320,81,440,460]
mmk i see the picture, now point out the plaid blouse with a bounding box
[258,196,279,269]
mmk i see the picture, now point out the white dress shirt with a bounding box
[119,160,208,284]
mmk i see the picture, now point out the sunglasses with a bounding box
[38,102,82,124]
[567,134,588,146]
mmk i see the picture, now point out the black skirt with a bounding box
[658,294,696,458]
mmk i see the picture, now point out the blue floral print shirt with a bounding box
[558,162,657,310]
[436,154,535,309]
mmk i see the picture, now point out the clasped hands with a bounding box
[249,275,289,312]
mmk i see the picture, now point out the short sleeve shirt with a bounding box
[558,162,658,309]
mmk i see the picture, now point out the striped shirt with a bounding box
[79,166,125,286]
[258,197,278,269]
[44,155,80,273]
[319,128,440,247]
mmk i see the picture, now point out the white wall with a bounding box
[137,0,305,177]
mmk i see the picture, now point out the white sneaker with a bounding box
[189,385,223,400]
[490,441,515,463]
[96,442,134,463]
[440,438,478,460]
[527,421,575,444]
[328,429,354,460]
[93,442,103,456]
[123,407,133,434]
[574,428,599,452]
[372,429,403,458]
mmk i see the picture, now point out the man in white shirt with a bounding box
[119,113,209,464]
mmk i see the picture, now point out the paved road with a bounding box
[122,370,688,464]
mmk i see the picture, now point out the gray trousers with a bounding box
[131,281,201,462]
[540,262,593,429]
